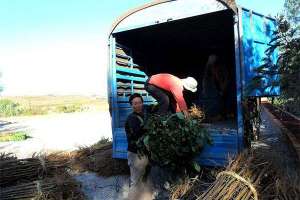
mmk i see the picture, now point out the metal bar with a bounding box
[235,7,244,152]
[116,66,146,76]
[116,74,147,82]
[109,36,118,157]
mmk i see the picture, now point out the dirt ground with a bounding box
[0,111,112,158]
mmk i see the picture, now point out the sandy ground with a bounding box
[74,173,130,200]
[0,111,112,158]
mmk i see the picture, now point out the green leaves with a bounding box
[193,162,201,172]
[143,135,150,151]
[176,112,185,120]
[136,111,212,173]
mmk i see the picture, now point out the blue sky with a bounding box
[0,0,151,44]
[0,0,285,96]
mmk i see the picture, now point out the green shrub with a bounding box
[0,99,23,117]
[0,131,30,142]
[21,106,48,116]
[137,112,212,173]
[56,104,83,113]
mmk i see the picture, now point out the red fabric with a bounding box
[148,74,187,112]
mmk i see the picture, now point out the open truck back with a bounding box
[107,0,279,166]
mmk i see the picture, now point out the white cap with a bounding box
[182,77,198,92]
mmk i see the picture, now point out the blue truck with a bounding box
[107,0,279,166]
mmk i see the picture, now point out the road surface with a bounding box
[0,111,112,158]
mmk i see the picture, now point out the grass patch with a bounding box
[55,104,84,113]
[269,97,300,117]
[0,131,30,142]
[0,95,108,117]
[0,99,23,117]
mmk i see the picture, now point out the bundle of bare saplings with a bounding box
[137,106,211,173]
[170,150,300,200]
[0,153,84,200]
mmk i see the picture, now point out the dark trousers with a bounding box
[145,81,173,115]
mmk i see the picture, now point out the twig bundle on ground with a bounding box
[0,154,69,187]
[170,150,300,200]
[0,153,84,200]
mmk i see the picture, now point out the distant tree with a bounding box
[284,0,300,28]
[249,0,300,115]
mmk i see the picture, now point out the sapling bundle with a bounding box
[0,154,69,187]
[0,174,84,200]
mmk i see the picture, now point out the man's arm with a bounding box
[171,86,188,111]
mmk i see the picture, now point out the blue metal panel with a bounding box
[235,8,244,151]
[241,8,280,97]
[117,96,155,103]
[109,37,120,158]
[116,74,148,82]
[197,132,239,166]
[116,66,146,76]
[113,128,128,159]
[115,127,239,166]
[111,42,156,159]
[109,5,275,165]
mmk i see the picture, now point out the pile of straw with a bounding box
[72,143,129,177]
[0,152,17,161]
[170,167,219,200]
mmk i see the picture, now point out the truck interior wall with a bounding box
[114,9,237,125]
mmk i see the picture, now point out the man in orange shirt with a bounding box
[144,73,198,116]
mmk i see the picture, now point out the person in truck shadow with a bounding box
[144,73,198,116]
[202,54,234,120]
[125,93,153,199]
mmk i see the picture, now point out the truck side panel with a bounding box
[241,8,280,97]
